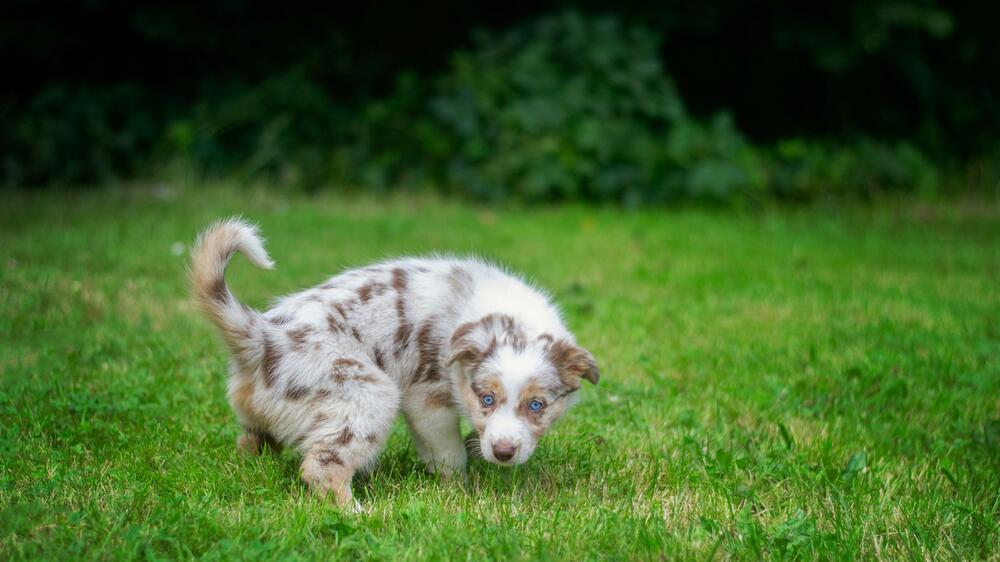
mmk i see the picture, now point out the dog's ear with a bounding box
[447,320,495,372]
[447,314,526,372]
[547,340,600,388]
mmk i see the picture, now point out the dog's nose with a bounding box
[492,441,518,462]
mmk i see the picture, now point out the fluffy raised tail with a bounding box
[190,217,274,354]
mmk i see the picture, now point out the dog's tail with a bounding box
[190,217,274,356]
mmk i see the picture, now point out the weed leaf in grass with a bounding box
[841,451,867,482]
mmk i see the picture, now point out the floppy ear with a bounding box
[547,340,600,388]
[446,320,495,372]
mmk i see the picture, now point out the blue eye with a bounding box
[481,394,495,406]
[529,400,544,411]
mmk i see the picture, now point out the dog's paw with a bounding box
[427,466,459,480]
[236,432,262,455]
[439,469,468,483]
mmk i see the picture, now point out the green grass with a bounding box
[1,186,999,560]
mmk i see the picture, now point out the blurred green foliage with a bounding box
[167,75,351,188]
[4,84,166,184]
[2,4,993,203]
[341,13,947,204]
[766,138,940,200]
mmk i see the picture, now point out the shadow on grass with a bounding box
[251,429,596,508]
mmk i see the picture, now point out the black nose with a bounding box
[492,441,517,462]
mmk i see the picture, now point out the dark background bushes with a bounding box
[2,1,997,202]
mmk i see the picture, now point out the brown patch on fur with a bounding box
[287,326,311,350]
[351,326,363,342]
[333,358,363,369]
[450,321,477,343]
[330,359,382,385]
[518,379,548,401]
[317,449,344,466]
[285,384,310,400]
[394,322,412,355]
[470,377,505,405]
[269,312,293,325]
[424,390,453,408]
[365,433,379,443]
[301,450,354,507]
[497,314,515,331]
[414,320,442,382]
[333,302,349,319]
[209,277,228,303]
[332,358,364,384]
[488,313,527,352]
[357,281,388,304]
[312,388,332,402]
[232,327,252,345]
[373,347,386,371]
[546,339,600,388]
[537,333,554,346]
[326,313,344,334]
[262,335,280,387]
[480,338,497,366]
[391,267,408,292]
[231,378,255,414]
[392,268,412,357]
[336,429,355,445]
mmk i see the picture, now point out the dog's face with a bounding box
[448,314,599,465]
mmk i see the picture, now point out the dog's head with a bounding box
[447,313,599,465]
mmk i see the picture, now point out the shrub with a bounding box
[767,138,940,200]
[430,11,686,202]
[1,10,950,202]
[356,12,779,204]
[163,74,351,189]
[2,84,164,186]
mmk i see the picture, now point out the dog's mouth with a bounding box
[482,453,518,466]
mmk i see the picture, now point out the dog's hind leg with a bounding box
[298,355,400,511]
[236,429,282,455]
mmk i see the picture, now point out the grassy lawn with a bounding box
[1,186,998,560]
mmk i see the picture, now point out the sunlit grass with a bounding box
[1,185,998,560]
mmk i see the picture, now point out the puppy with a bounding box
[191,218,599,509]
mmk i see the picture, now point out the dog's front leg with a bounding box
[403,400,467,478]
